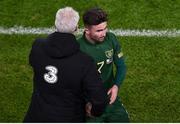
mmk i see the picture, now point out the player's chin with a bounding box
[98,38,105,42]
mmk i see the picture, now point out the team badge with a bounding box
[105,49,113,58]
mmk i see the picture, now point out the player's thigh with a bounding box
[106,99,130,122]
[86,116,104,122]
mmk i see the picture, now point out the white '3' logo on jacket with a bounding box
[44,65,58,84]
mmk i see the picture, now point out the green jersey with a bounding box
[78,32,125,89]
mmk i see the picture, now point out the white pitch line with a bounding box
[0,26,180,37]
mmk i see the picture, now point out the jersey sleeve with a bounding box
[110,33,127,87]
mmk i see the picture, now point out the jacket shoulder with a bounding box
[31,38,47,51]
[77,51,95,63]
[33,38,46,45]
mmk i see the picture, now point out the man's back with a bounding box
[24,32,107,122]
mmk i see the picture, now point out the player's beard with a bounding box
[93,36,105,43]
[86,33,105,43]
[99,36,105,41]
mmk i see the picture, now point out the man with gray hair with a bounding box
[55,7,79,33]
[23,7,107,122]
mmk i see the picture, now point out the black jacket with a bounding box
[24,32,107,122]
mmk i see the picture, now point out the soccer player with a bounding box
[78,7,130,122]
[23,7,107,122]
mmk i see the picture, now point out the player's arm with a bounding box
[82,58,108,117]
[107,33,126,104]
[112,34,127,87]
[114,55,126,87]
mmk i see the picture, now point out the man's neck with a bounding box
[85,33,95,44]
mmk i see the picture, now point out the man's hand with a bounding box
[107,85,119,104]
[85,102,93,117]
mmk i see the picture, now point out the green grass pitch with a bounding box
[0,0,180,122]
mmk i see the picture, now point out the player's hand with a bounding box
[107,85,118,104]
[85,102,93,117]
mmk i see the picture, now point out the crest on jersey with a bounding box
[105,49,113,58]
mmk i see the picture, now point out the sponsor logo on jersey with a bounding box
[105,49,113,64]
[106,58,113,64]
[44,65,58,84]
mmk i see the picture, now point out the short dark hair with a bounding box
[83,7,108,26]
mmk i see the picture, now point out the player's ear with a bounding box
[74,25,78,32]
[85,27,90,34]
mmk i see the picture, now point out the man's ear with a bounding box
[85,27,90,34]
[74,26,78,32]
